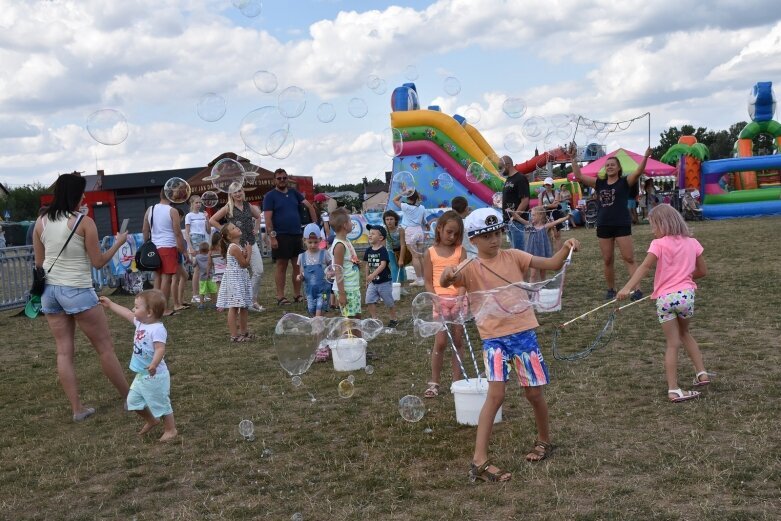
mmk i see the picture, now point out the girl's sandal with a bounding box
[293,295,305,303]
[668,388,700,402]
[230,336,245,343]
[525,440,554,462]
[423,382,440,398]
[693,371,711,387]
[241,332,256,341]
[468,461,512,483]
[276,297,291,306]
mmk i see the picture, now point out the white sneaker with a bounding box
[190,296,200,304]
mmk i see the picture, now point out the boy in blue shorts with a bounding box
[363,224,398,328]
[441,208,579,483]
[100,290,178,442]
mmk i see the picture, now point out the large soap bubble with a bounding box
[163,178,191,204]
[464,107,481,125]
[404,65,419,81]
[348,98,368,118]
[466,162,487,184]
[522,116,547,141]
[238,0,262,17]
[270,129,295,160]
[205,158,246,194]
[201,191,219,208]
[502,97,527,119]
[325,264,344,285]
[253,70,278,93]
[360,318,384,341]
[337,379,355,399]
[381,127,403,157]
[274,314,323,383]
[86,109,128,146]
[398,395,425,422]
[392,171,415,197]
[410,235,434,256]
[278,86,306,119]
[196,93,226,122]
[437,172,454,191]
[443,76,461,96]
[317,103,336,123]
[240,106,290,156]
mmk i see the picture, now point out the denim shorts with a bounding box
[41,284,99,315]
[365,281,394,307]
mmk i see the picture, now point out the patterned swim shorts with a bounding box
[656,289,696,323]
[482,330,549,387]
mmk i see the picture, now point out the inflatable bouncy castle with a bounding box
[695,81,781,219]
[387,83,582,212]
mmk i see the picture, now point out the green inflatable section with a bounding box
[703,187,781,204]
[396,125,504,193]
[738,120,781,139]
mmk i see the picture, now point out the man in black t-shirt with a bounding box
[500,155,530,251]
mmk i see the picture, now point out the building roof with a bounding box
[100,167,204,190]
[325,190,360,199]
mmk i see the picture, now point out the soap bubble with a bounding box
[550,113,572,128]
[381,127,403,157]
[291,376,302,387]
[205,158,245,194]
[291,513,303,521]
[200,191,219,208]
[317,103,336,123]
[502,97,527,119]
[338,379,355,398]
[410,235,434,256]
[163,178,191,204]
[398,395,425,422]
[504,132,524,154]
[365,365,375,375]
[437,172,454,191]
[278,86,306,119]
[240,106,290,156]
[371,79,387,95]
[466,162,487,184]
[348,98,368,118]
[237,0,262,17]
[347,374,355,384]
[522,116,546,141]
[393,171,415,197]
[404,65,419,81]
[366,74,381,90]
[196,92,226,122]
[273,314,323,379]
[325,264,344,285]
[86,109,128,146]
[492,192,503,208]
[238,419,255,440]
[360,318,384,341]
[253,70,278,93]
[443,76,461,96]
[464,107,481,125]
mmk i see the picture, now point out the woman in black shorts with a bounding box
[572,147,651,300]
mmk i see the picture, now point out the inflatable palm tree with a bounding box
[660,135,709,190]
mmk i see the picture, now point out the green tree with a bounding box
[0,183,50,221]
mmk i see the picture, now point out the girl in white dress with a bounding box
[216,224,254,342]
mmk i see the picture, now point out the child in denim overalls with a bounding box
[296,223,332,317]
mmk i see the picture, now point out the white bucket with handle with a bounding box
[404,265,416,280]
[331,337,367,371]
[391,282,401,301]
[450,378,502,426]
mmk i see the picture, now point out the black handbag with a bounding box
[135,205,161,271]
[31,213,84,297]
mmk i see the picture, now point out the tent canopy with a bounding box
[579,148,675,177]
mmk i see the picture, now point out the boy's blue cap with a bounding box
[366,224,387,239]
[303,223,322,239]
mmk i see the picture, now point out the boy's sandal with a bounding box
[668,388,700,403]
[468,461,512,483]
[693,371,711,387]
[293,295,305,303]
[423,382,440,398]
[276,297,291,306]
[525,440,554,462]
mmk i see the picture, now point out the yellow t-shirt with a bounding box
[455,249,539,340]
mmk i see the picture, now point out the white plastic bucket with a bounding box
[331,337,367,371]
[535,288,562,312]
[392,282,401,301]
[404,265,416,280]
[450,378,502,426]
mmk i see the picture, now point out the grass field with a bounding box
[1,217,780,520]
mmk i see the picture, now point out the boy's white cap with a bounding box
[464,207,506,238]
[303,223,322,239]
[544,176,555,186]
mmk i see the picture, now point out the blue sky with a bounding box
[0,0,780,188]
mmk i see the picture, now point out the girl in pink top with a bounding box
[421,211,466,398]
[617,204,710,403]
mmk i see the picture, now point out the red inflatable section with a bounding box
[514,146,574,174]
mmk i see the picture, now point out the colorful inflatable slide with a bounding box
[387,83,580,212]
